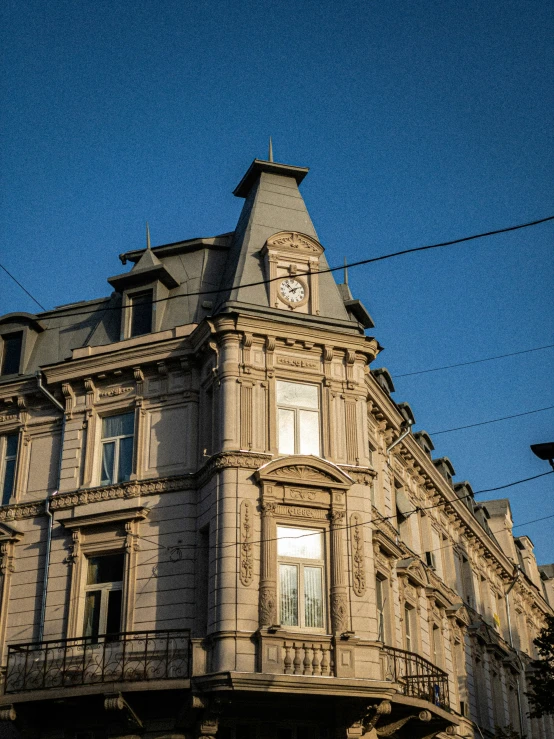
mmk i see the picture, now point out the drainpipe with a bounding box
[386,422,412,457]
[505,565,525,735]
[36,371,65,643]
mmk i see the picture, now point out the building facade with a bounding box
[0,155,552,739]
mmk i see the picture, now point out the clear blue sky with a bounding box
[1,1,553,560]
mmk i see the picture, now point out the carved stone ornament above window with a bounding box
[396,557,429,588]
[264,231,324,256]
[256,456,352,489]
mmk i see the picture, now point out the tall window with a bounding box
[100,413,134,486]
[129,290,153,337]
[1,434,18,505]
[1,332,23,376]
[404,603,415,652]
[376,575,388,643]
[431,623,443,667]
[276,381,320,456]
[277,526,325,630]
[83,553,124,641]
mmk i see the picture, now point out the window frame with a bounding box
[0,331,23,376]
[98,411,136,487]
[128,289,154,338]
[276,380,321,456]
[83,552,124,641]
[375,573,390,644]
[61,506,149,639]
[0,433,19,506]
[276,525,327,633]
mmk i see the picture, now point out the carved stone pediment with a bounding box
[0,522,23,542]
[396,557,428,588]
[446,602,471,627]
[256,456,352,489]
[264,231,324,256]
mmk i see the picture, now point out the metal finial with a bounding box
[268,137,273,162]
[146,222,152,251]
[344,257,349,285]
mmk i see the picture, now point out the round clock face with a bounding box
[279,278,306,304]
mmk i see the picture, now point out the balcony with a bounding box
[380,646,450,710]
[4,630,190,694]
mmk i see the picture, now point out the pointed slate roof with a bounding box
[215,158,358,329]
[107,242,180,291]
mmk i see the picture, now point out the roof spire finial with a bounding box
[146,222,152,251]
[268,137,274,162]
[344,257,349,285]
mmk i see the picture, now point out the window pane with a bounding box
[279,564,298,626]
[118,435,134,482]
[106,589,123,635]
[83,591,101,639]
[276,381,318,409]
[304,567,324,628]
[1,459,16,505]
[101,441,115,485]
[298,410,320,456]
[278,408,295,455]
[87,554,124,585]
[1,332,23,375]
[277,527,322,559]
[5,434,18,458]
[102,412,134,439]
[130,291,153,337]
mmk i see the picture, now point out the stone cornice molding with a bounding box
[0,452,275,520]
[43,326,198,385]
[58,505,150,530]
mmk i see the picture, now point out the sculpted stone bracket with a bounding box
[104,692,143,731]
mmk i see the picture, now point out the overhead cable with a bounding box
[0,262,46,311]
[429,405,554,435]
[393,343,554,379]
[36,213,554,319]
[134,470,554,554]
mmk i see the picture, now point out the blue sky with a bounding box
[1,0,553,560]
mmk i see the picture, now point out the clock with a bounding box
[278,277,307,306]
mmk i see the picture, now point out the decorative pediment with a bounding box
[256,456,352,489]
[0,522,23,543]
[446,602,471,627]
[264,231,324,256]
[396,557,428,588]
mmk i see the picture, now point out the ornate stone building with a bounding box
[0,154,552,739]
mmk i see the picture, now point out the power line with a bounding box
[0,262,46,311]
[38,213,554,319]
[513,512,554,529]
[471,470,554,495]
[393,343,554,379]
[429,405,554,436]
[134,470,554,555]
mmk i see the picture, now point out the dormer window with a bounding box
[129,290,153,337]
[1,332,23,376]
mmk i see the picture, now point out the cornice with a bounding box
[43,332,196,385]
[220,313,380,361]
[0,452,274,520]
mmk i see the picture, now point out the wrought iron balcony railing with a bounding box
[381,646,450,710]
[4,629,190,694]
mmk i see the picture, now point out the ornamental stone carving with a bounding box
[259,586,277,627]
[240,500,254,587]
[350,513,366,597]
[331,592,349,634]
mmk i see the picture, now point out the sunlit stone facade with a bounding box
[0,156,552,738]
